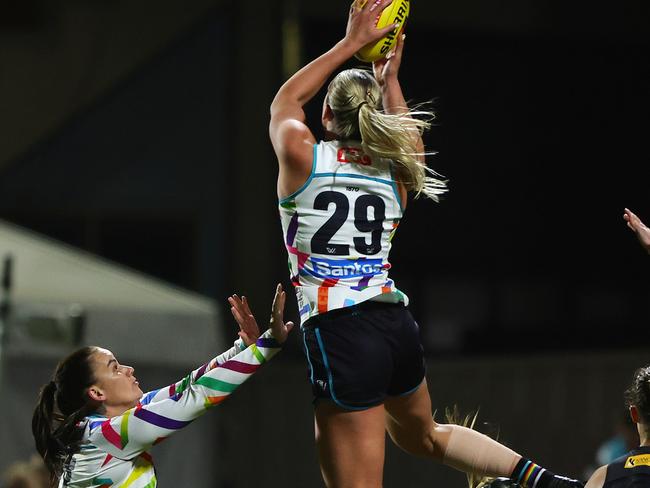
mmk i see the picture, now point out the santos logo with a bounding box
[310,258,384,278]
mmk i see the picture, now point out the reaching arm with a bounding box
[89,285,294,460]
[269,0,399,172]
[89,330,281,459]
[623,208,650,254]
[372,33,408,115]
[372,33,425,161]
[135,293,262,405]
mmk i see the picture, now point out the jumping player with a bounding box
[269,1,583,487]
[32,285,293,487]
[585,366,650,488]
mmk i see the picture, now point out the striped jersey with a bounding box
[58,331,280,488]
[279,140,408,325]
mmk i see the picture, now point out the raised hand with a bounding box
[373,32,405,86]
[623,208,650,253]
[345,0,399,50]
[228,285,295,346]
[228,295,261,346]
[269,283,295,344]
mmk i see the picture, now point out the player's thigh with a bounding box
[315,401,386,488]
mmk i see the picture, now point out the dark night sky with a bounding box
[302,20,650,352]
[1,7,648,354]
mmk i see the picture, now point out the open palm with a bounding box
[228,284,294,345]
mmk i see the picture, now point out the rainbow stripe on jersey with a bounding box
[279,141,408,325]
[59,332,280,487]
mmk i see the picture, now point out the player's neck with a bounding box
[638,423,649,447]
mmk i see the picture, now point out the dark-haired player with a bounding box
[585,366,650,488]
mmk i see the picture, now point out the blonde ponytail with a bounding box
[327,69,447,201]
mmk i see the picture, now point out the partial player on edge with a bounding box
[623,208,650,254]
[584,366,650,488]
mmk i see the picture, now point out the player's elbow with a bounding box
[270,90,292,117]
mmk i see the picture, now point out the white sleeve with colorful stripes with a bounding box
[214,338,246,366]
[88,330,280,460]
[132,337,246,407]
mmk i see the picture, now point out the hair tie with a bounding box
[357,100,372,112]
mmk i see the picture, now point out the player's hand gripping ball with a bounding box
[355,0,410,62]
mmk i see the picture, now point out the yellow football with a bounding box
[355,0,410,63]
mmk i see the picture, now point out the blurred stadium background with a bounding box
[0,0,648,486]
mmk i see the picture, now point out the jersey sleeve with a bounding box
[88,330,280,460]
[136,337,247,405]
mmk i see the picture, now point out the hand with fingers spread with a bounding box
[228,284,295,346]
[269,283,295,344]
[623,208,650,253]
[373,32,405,87]
[345,0,400,51]
[228,294,261,346]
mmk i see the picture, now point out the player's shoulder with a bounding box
[85,414,109,433]
[585,464,607,488]
[272,119,315,169]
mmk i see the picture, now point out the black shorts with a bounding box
[301,301,426,411]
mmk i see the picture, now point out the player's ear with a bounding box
[87,386,105,403]
[322,103,334,122]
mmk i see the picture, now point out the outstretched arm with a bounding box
[373,33,425,160]
[137,294,263,404]
[89,285,293,460]
[623,208,650,254]
[270,0,399,173]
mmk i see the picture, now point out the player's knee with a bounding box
[428,423,452,460]
[389,423,439,459]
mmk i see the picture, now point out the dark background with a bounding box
[2,0,647,354]
[1,0,648,485]
[300,16,650,355]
